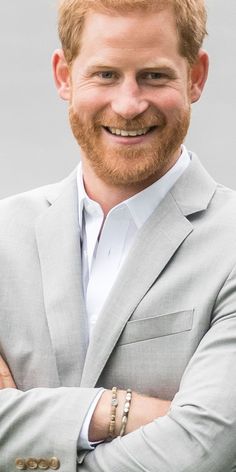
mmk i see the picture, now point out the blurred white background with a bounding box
[0,0,235,198]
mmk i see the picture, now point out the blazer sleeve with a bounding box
[79,265,236,472]
[0,387,102,471]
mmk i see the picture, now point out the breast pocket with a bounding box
[117,309,194,346]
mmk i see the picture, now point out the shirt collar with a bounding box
[77,145,190,231]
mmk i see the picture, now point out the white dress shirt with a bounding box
[77,146,190,449]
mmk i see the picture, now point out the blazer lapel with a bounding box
[35,174,88,386]
[81,154,217,387]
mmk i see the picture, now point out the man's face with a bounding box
[68,7,192,186]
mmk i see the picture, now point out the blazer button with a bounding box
[38,458,49,470]
[26,458,38,469]
[49,457,60,470]
[15,458,26,470]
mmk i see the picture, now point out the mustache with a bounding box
[86,109,167,130]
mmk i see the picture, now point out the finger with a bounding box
[0,355,16,388]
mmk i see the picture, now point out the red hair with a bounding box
[58,0,207,66]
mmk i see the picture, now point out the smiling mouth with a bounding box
[103,126,157,137]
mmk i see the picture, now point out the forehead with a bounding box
[78,8,180,58]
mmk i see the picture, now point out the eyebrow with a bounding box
[86,65,119,73]
[85,64,177,75]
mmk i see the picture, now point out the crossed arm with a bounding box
[1,313,236,472]
[0,354,170,442]
[1,269,236,471]
[1,308,236,472]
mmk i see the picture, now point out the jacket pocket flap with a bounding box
[117,309,194,345]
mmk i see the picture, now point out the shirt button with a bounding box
[26,458,38,469]
[15,458,26,470]
[38,458,49,470]
[49,457,60,470]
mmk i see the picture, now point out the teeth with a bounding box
[108,127,150,137]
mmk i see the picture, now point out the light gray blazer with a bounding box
[0,154,236,471]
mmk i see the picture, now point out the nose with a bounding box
[111,79,149,120]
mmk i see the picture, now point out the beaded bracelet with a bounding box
[108,386,118,439]
[119,388,132,437]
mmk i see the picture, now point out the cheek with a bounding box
[152,89,189,114]
[71,89,110,117]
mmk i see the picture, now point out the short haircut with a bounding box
[58,0,207,66]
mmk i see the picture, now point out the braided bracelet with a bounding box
[119,388,132,437]
[108,387,118,440]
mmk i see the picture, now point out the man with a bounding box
[0,0,236,470]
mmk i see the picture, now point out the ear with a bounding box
[52,49,71,101]
[190,50,209,104]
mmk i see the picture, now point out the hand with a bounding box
[0,354,16,388]
[89,389,171,442]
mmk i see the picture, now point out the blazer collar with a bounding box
[170,152,216,216]
[45,153,216,217]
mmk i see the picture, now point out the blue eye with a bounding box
[98,71,115,79]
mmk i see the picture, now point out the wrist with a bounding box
[88,389,126,442]
[88,389,111,442]
[89,387,170,443]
